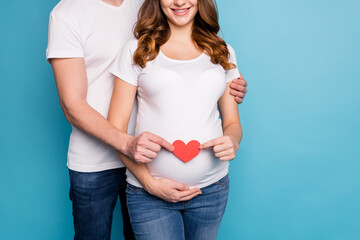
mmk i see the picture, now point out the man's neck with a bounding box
[101,0,124,7]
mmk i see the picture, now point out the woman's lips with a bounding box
[171,7,191,16]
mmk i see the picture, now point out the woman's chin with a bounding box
[169,18,194,28]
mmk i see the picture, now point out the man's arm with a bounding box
[50,58,131,154]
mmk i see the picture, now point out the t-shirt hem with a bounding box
[46,51,84,63]
[67,161,125,173]
[110,70,138,86]
[226,70,241,83]
[127,168,229,189]
[126,177,144,188]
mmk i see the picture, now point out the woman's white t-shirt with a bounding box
[111,40,240,188]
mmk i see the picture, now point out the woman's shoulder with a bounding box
[225,43,236,56]
[224,43,238,68]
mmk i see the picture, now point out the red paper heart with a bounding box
[172,140,201,163]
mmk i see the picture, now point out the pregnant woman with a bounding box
[108,0,242,239]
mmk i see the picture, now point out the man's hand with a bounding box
[144,178,202,203]
[230,73,248,104]
[126,132,174,163]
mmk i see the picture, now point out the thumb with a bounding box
[173,182,189,191]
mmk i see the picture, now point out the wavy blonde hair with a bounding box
[133,0,236,70]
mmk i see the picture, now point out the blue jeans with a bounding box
[69,168,135,240]
[126,175,230,240]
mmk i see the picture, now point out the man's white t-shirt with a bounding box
[110,40,240,188]
[46,0,142,172]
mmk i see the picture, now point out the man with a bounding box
[47,0,248,239]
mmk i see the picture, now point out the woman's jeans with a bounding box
[69,168,135,240]
[126,175,230,240]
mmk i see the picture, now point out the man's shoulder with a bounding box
[126,0,144,12]
[134,0,145,8]
[50,0,87,19]
[122,38,139,54]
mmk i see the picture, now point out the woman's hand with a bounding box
[200,135,239,161]
[143,177,202,203]
[126,132,174,163]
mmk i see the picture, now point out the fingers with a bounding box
[242,78,248,87]
[137,147,157,159]
[200,137,223,150]
[230,76,247,104]
[132,132,175,163]
[132,153,153,163]
[219,156,235,161]
[230,81,247,93]
[213,139,235,159]
[134,136,159,160]
[231,73,248,92]
[156,178,201,202]
[213,143,228,153]
[235,96,243,104]
[215,150,233,158]
[178,188,202,202]
[143,138,162,152]
[230,89,245,98]
[236,73,248,87]
[204,136,238,161]
[159,178,190,191]
[172,182,190,191]
[159,139,175,152]
[144,132,174,152]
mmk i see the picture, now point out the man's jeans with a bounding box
[126,175,230,240]
[69,168,135,240]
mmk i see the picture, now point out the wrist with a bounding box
[230,135,239,145]
[115,131,134,157]
[141,175,158,194]
[225,134,239,147]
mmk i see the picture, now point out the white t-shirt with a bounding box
[110,40,240,188]
[46,0,142,172]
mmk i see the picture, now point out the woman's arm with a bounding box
[107,77,150,182]
[108,77,202,201]
[219,82,242,144]
[200,82,242,160]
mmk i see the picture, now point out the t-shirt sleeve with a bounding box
[225,44,241,82]
[110,40,141,87]
[46,12,84,62]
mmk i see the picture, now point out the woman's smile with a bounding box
[171,7,191,16]
[161,0,198,27]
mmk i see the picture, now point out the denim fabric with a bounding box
[126,175,230,240]
[69,168,135,240]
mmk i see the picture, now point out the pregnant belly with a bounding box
[147,148,228,188]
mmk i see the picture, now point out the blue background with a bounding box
[0,0,359,239]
